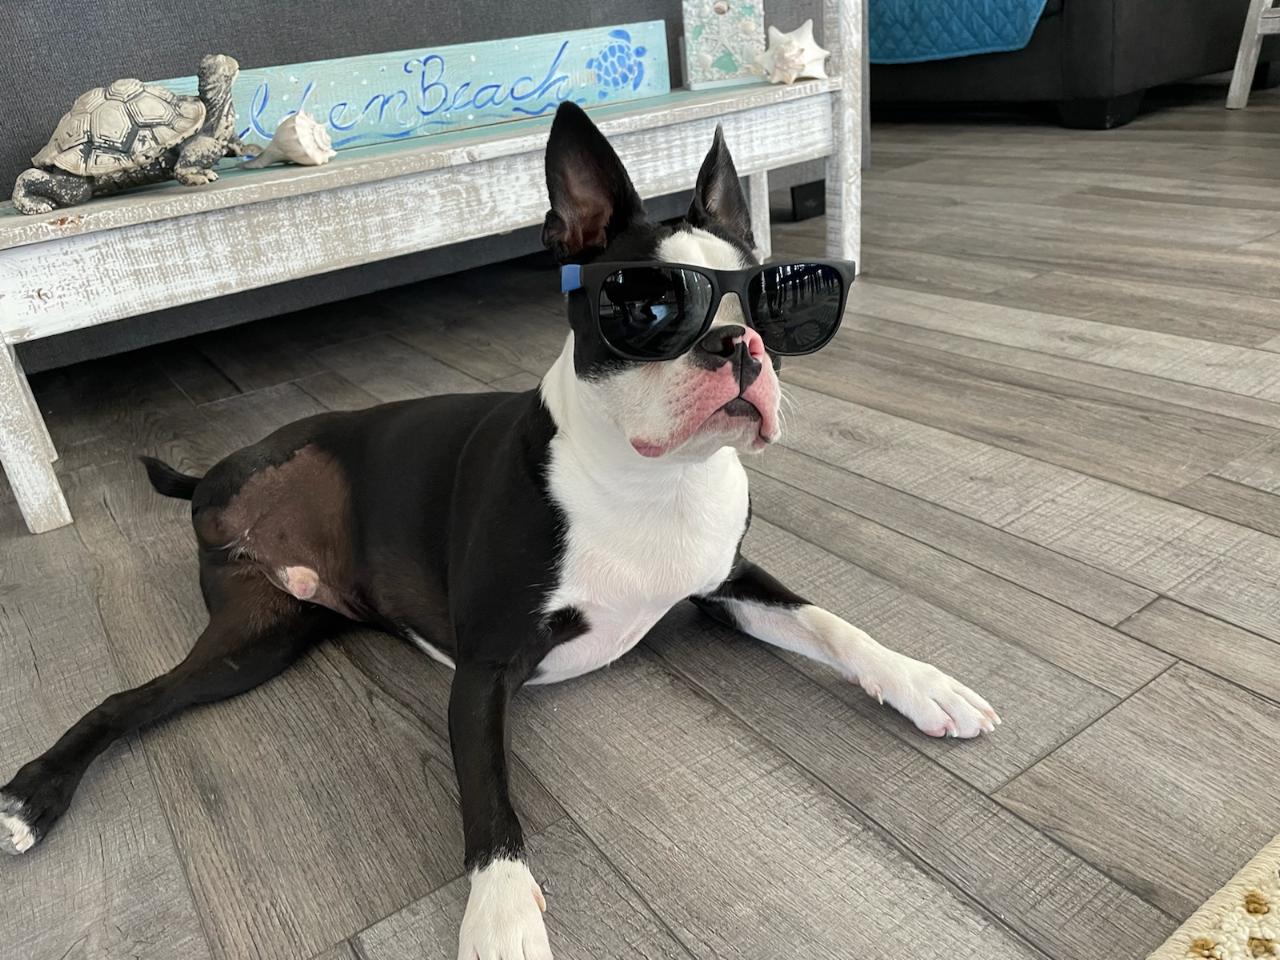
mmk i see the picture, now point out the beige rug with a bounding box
[1149,836,1280,960]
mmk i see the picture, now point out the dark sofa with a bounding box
[870,0,1280,128]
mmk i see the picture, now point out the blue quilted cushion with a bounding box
[870,0,1051,64]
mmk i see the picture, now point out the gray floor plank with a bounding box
[748,471,1171,700]
[1163,530,1280,643]
[987,271,1280,348]
[512,651,1046,960]
[1167,473,1280,538]
[1118,598,1280,704]
[844,282,1280,402]
[327,630,569,837]
[839,311,1280,431]
[379,270,567,382]
[356,819,693,960]
[921,220,1280,300]
[195,319,327,393]
[876,155,1280,204]
[159,343,244,405]
[1002,476,1263,597]
[196,382,332,461]
[82,550,473,960]
[774,382,1086,529]
[297,370,382,412]
[943,195,1280,249]
[788,331,1272,497]
[769,379,1272,627]
[310,333,488,403]
[0,527,212,960]
[785,230,1045,296]
[997,664,1280,920]
[738,513,1124,790]
[645,604,1177,960]
[489,371,544,392]
[1215,437,1280,492]
[309,944,359,960]
[751,443,1157,626]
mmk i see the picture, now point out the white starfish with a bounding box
[757,19,830,85]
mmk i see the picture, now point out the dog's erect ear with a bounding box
[687,126,753,247]
[542,101,644,262]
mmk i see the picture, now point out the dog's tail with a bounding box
[139,456,202,501]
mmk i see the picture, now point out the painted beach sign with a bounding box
[161,22,669,151]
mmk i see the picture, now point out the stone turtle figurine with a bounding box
[12,53,251,215]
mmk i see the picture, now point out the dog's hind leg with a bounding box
[0,565,343,855]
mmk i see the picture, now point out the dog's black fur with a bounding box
[0,103,804,881]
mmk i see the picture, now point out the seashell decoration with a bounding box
[756,20,830,85]
[242,112,336,169]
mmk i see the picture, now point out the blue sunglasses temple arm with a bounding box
[559,264,583,294]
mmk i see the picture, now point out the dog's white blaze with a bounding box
[0,810,35,854]
[457,858,551,960]
[537,339,749,684]
[657,225,751,271]
[535,431,748,683]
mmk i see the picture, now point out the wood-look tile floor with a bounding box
[3,78,1280,960]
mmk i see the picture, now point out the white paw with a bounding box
[457,858,552,960]
[860,655,1000,739]
[0,796,36,855]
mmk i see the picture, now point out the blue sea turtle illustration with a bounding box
[587,29,647,98]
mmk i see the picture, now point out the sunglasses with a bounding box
[559,259,856,362]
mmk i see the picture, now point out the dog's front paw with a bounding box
[0,793,38,855]
[457,858,552,960]
[862,654,1000,739]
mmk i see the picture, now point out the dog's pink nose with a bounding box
[736,325,766,360]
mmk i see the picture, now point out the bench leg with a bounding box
[1228,0,1273,109]
[0,343,72,533]
[749,171,772,262]
[823,0,864,267]
[11,348,57,463]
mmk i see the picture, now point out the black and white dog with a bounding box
[1,103,997,959]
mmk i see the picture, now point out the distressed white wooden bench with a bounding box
[0,9,862,535]
[1228,0,1280,108]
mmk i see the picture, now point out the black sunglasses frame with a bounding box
[561,258,857,362]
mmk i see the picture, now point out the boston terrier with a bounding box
[0,102,997,960]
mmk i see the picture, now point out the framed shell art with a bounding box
[681,0,768,89]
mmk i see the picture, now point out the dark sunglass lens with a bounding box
[748,263,845,355]
[598,267,714,359]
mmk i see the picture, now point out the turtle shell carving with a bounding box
[32,79,206,177]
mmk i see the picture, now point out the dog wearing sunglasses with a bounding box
[0,102,998,959]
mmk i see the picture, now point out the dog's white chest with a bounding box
[532,442,749,685]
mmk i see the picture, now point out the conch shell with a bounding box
[242,112,336,168]
[757,20,830,85]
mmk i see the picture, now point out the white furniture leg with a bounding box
[0,343,72,533]
[824,0,865,267]
[1228,0,1279,109]
[11,348,57,463]
[749,170,772,262]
